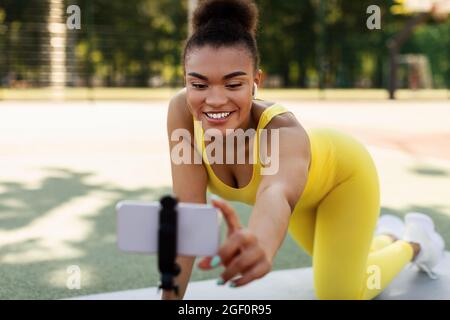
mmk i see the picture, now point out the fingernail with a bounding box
[211,194,221,201]
[216,278,225,285]
[210,255,221,268]
[229,282,236,288]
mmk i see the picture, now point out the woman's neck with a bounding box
[239,102,258,132]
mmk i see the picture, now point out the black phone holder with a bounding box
[157,195,181,296]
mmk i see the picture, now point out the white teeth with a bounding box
[206,112,231,119]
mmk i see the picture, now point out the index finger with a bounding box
[211,199,242,233]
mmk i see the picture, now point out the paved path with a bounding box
[71,252,450,300]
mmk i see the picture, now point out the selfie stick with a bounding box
[158,195,181,296]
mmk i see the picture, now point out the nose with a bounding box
[205,86,227,107]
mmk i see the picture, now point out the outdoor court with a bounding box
[1,99,450,299]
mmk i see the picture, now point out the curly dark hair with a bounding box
[183,0,260,72]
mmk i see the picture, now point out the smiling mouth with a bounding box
[203,111,235,120]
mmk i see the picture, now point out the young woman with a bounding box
[164,0,445,300]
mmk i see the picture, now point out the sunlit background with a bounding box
[0,0,449,299]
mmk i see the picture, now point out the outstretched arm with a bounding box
[211,125,311,287]
[249,125,310,263]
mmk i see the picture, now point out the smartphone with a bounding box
[116,200,221,257]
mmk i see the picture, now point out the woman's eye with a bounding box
[227,83,242,89]
[192,83,207,89]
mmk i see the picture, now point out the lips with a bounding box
[204,111,232,119]
[203,111,235,123]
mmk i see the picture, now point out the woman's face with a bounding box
[185,45,261,135]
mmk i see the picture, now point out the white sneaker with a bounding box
[375,214,405,239]
[402,212,445,279]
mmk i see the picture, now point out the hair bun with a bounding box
[193,0,258,36]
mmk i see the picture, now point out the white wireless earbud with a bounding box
[253,83,258,98]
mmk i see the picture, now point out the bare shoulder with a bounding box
[262,103,310,157]
[259,102,306,135]
[267,111,301,130]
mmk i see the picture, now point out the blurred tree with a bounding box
[0,0,448,89]
[72,0,187,87]
[403,21,449,88]
[0,0,49,87]
[256,0,316,87]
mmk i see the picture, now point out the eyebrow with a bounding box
[187,71,248,81]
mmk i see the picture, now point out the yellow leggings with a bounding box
[288,128,413,300]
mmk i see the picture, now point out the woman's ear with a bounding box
[254,69,263,87]
[252,69,263,98]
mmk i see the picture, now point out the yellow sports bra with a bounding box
[193,104,291,205]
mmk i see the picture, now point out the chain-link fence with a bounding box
[0,0,448,99]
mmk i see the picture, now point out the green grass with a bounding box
[1,167,450,299]
[0,87,448,101]
[0,168,312,300]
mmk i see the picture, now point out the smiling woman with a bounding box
[182,0,261,136]
[164,0,446,301]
